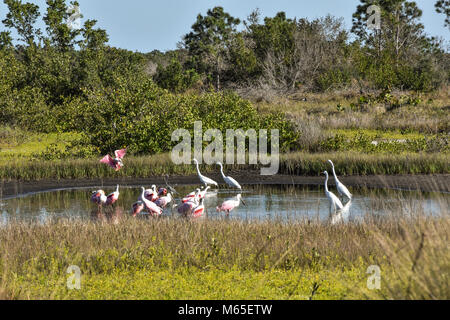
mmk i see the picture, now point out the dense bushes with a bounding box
[154,57,201,93]
[0,50,298,158]
[62,79,299,155]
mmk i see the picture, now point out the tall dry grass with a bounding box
[257,89,449,134]
[362,217,450,299]
[0,212,448,299]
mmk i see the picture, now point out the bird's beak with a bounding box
[241,199,246,206]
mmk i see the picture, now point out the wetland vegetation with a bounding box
[0,0,448,300]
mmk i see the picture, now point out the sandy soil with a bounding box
[1,172,448,198]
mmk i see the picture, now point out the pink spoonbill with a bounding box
[158,187,168,197]
[140,187,162,217]
[100,149,127,171]
[178,190,201,216]
[105,185,120,206]
[144,185,159,202]
[131,200,145,217]
[182,187,210,203]
[216,194,245,216]
[154,192,173,209]
[191,198,205,218]
[91,190,107,206]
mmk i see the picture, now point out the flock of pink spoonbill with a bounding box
[96,149,352,218]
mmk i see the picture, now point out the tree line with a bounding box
[153,1,449,94]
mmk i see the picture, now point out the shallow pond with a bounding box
[0,184,448,225]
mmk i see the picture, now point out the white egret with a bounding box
[323,171,344,213]
[216,162,242,189]
[328,160,352,201]
[193,159,218,188]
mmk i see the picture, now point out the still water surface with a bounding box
[1,185,447,225]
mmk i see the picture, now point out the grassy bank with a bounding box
[0,152,448,181]
[1,215,448,300]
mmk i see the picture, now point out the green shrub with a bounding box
[67,78,299,155]
[154,58,201,93]
[316,69,351,91]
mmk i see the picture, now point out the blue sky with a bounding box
[0,0,448,52]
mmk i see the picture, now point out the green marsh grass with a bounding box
[0,152,448,181]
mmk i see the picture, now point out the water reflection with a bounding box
[1,211,9,227]
[37,208,49,225]
[90,206,125,224]
[0,185,447,225]
[330,200,352,225]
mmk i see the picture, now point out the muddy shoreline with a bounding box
[1,172,448,198]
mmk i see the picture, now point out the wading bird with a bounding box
[131,200,144,217]
[100,149,127,171]
[164,174,178,195]
[328,160,352,201]
[216,162,242,189]
[323,171,344,213]
[182,188,201,203]
[155,193,173,209]
[140,187,162,216]
[178,190,201,216]
[144,185,159,202]
[158,188,168,197]
[182,187,210,203]
[193,159,218,188]
[191,198,205,218]
[216,194,245,216]
[105,185,120,206]
[91,190,107,206]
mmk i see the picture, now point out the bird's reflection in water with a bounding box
[1,211,9,227]
[330,200,352,225]
[91,206,125,224]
